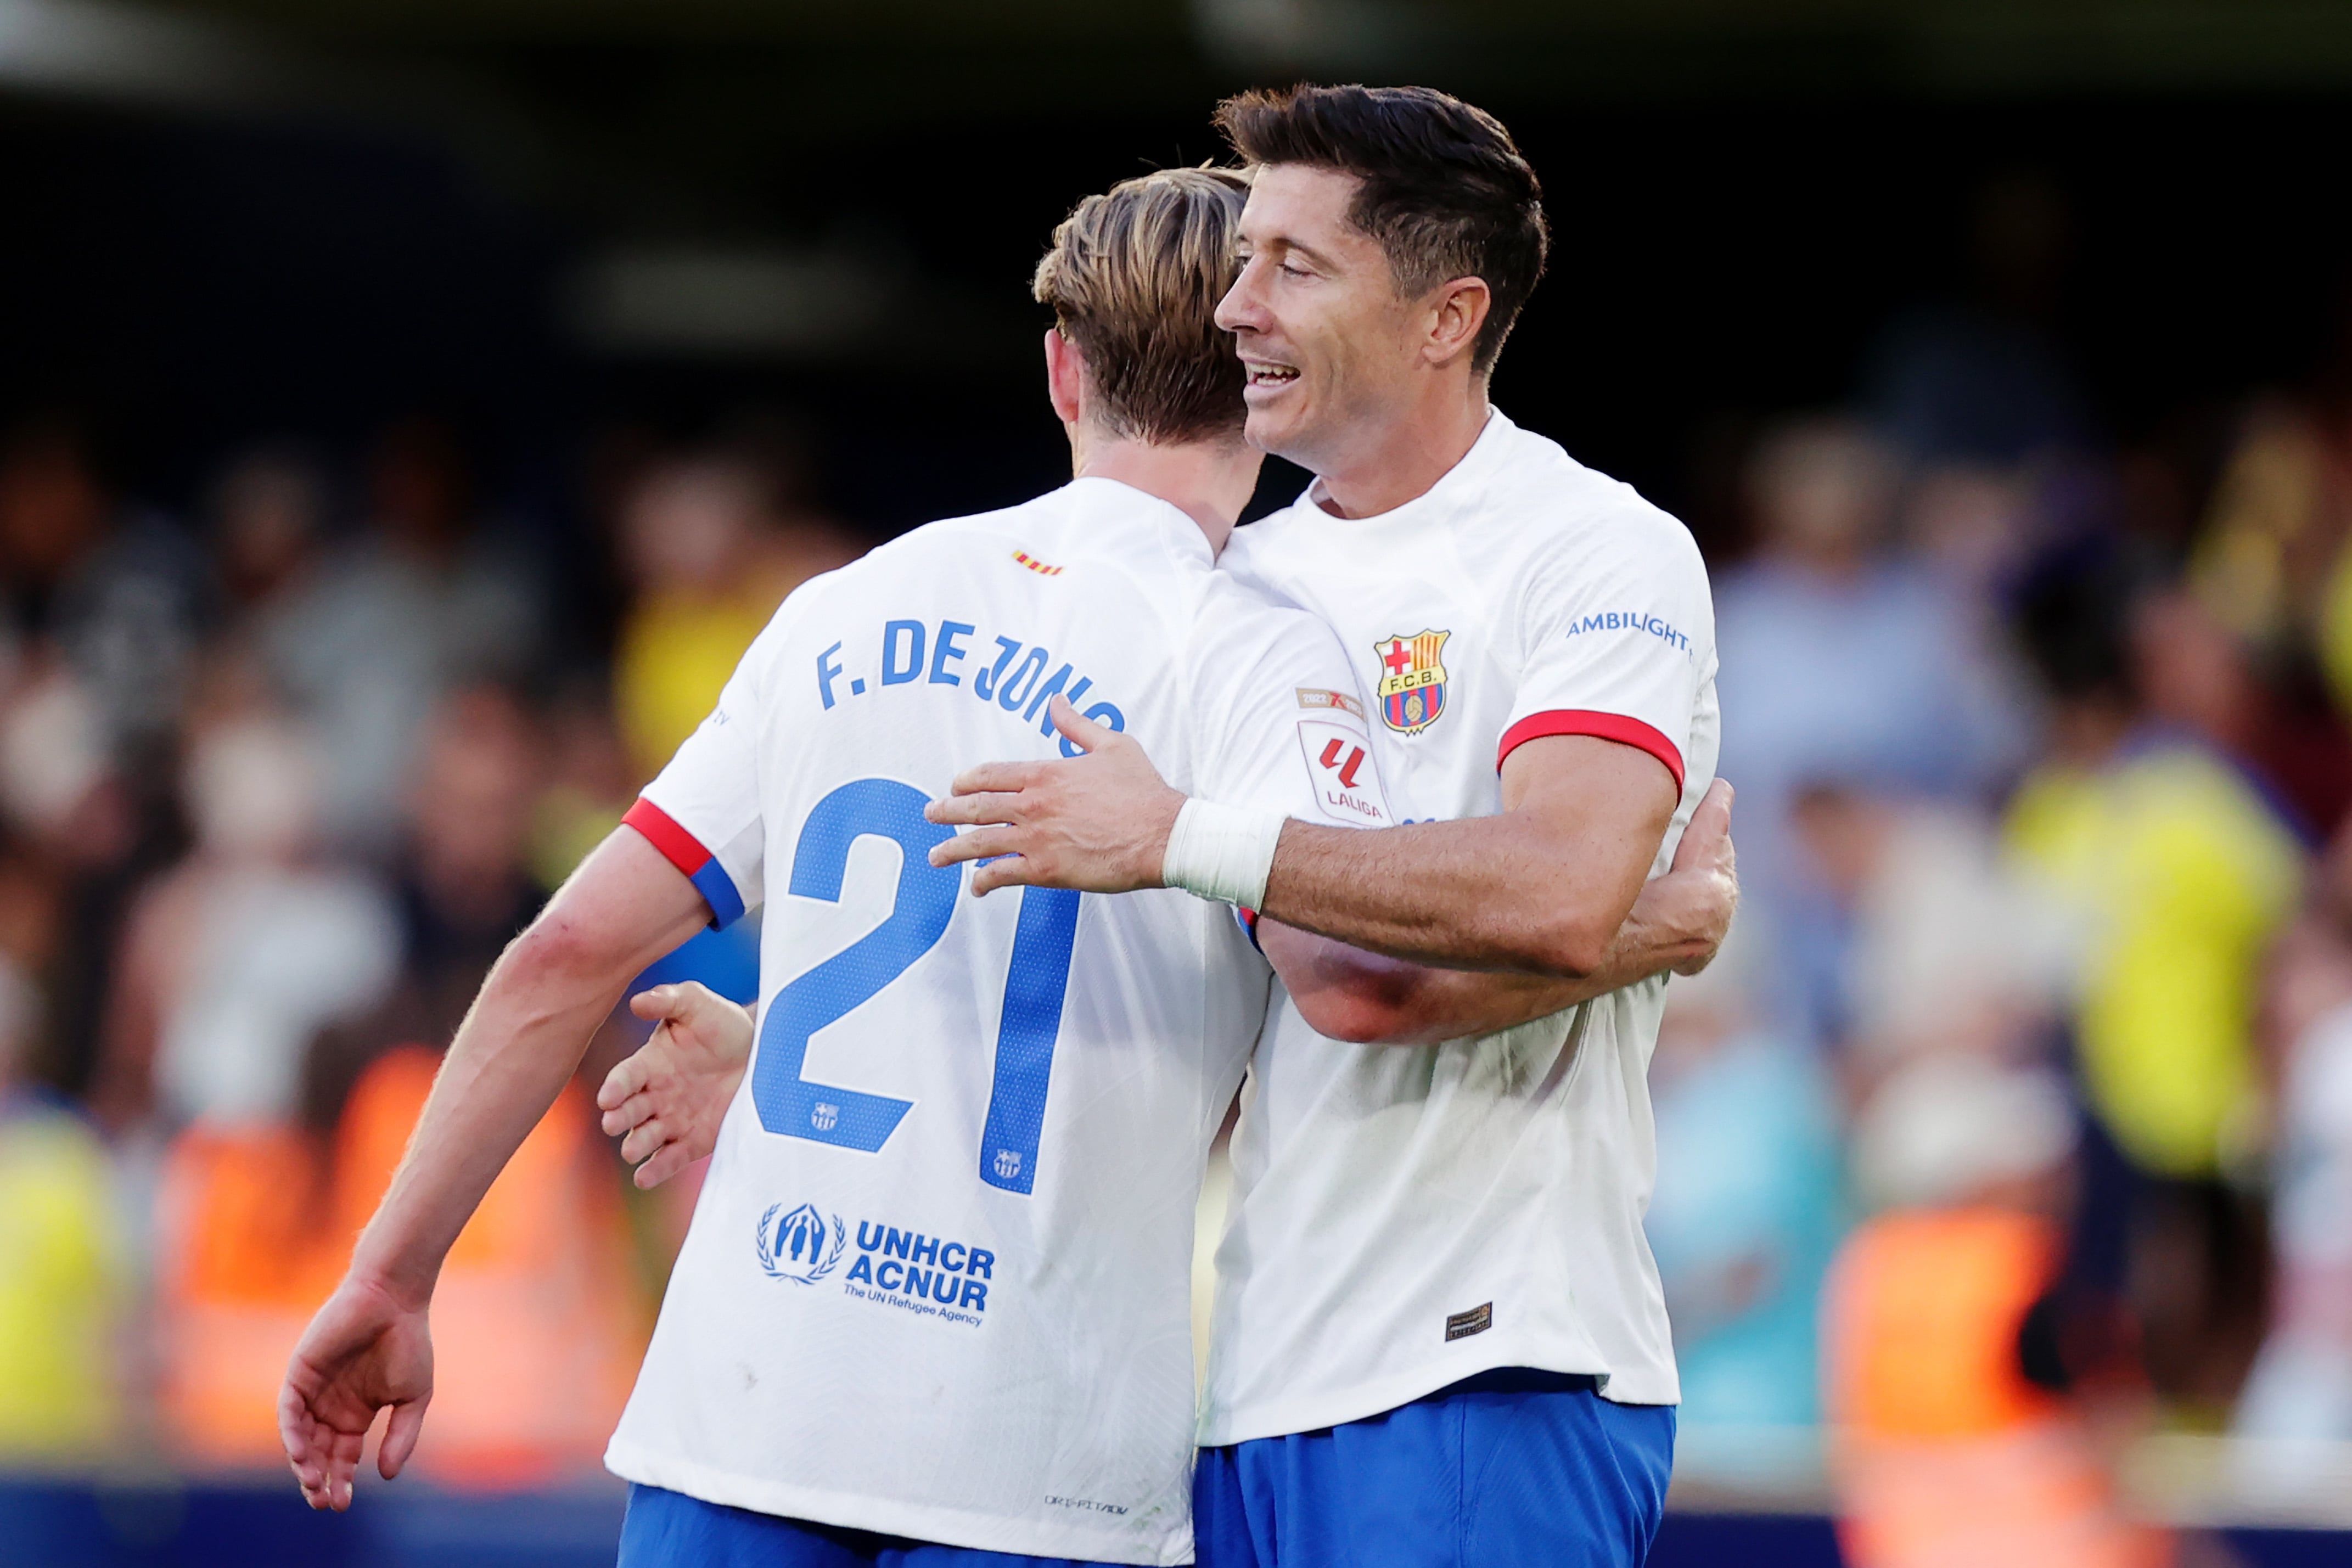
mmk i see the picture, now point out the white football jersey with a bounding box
[1202,409,1721,1444]
[603,478,1389,1565]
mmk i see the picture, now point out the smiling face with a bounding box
[1214,164,1433,476]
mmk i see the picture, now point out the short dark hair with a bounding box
[1032,167,1253,446]
[1215,83,1548,374]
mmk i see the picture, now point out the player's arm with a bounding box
[930,699,1689,979]
[279,828,709,1510]
[1262,775,1734,1043]
[1253,733,1676,976]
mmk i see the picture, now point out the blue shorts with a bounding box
[616,1483,1122,1568]
[1192,1370,1675,1568]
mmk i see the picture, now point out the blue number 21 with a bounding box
[749,777,1079,1196]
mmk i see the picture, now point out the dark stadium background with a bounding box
[13,89,2352,549]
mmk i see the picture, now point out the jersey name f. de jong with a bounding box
[1203,409,1721,1445]
[603,478,1389,1566]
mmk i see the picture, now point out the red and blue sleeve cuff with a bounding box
[1496,710,1686,794]
[624,798,748,929]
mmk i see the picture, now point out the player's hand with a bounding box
[599,981,753,1189]
[1663,779,1737,976]
[279,1275,433,1511]
[924,695,1186,896]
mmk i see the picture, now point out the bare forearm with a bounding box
[1267,859,1727,1045]
[1391,901,1719,1041]
[345,948,627,1303]
[1253,734,1680,977]
[1258,816,1647,976]
[345,833,706,1305]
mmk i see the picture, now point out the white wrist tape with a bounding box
[1161,798,1288,912]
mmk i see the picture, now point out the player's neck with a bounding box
[1305,376,1491,521]
[1070,432,1261,557]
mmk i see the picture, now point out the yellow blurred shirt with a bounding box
[0,1105,121,1459]
[2006,739,2302,1178]
[615,588,783,785]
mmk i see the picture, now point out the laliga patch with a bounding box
[1374,630,1450,734]
[1296,718,1391,826]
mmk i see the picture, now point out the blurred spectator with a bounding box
[394,687,547,1008]
[94,712,398,1132]
[1826,1054,2165,1568]
[0,660,175,1101]
[306,687,553,1127]
[2183,282,2352,834]
[2007,551,2303,1184]
[1647,938,1843,1431]
[2006,545,2302,1410]
[251,419,547,852]
[1863,172,2092,468]
[0,421,215,755]
[0,955,123,1461]
[211,445,327,617]
[1715,415,2024,1032]
[2235,825,2352,1452]
[612,445,860,784]
[530,681,636,891]
[1790,785,2069,1091]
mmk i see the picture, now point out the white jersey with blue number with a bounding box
[603,477,1390,1565]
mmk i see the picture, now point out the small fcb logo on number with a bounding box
[1373,630,1451,734]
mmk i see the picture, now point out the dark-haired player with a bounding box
[931,86,1722,1566]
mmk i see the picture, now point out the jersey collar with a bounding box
[1296,406,1514,529]
[1065,475,1219,569]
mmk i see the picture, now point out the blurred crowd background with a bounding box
[8,1,2352,1563]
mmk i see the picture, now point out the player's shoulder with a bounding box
[844,488,1082,576]
[1477,416,1703,577]
[721,492,1083,676]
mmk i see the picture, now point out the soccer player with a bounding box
[928,87,1718,1566]
[277,166,1729,1567]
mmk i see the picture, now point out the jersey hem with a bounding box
[1196,1338,1679,1448]
[604,1439,1194,1567]
[1496,710,1686,793]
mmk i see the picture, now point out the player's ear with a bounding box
[1423,277,1491,370]
[1044,328,1085,428]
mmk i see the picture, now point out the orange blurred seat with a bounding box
[160,1046,645,1482]
[1822,1207,2168,1568]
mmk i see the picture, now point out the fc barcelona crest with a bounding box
[1374,630,1451,734]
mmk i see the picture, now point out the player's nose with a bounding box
[1215,271,1264,333]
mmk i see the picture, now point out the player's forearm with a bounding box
[1256,815,1652,977]
[344,832,708,1306]
[343,937,627,1306]
[1267,860,1727,1044]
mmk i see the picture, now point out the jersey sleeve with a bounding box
[1500,510,1715,794]
[1192,591,1395,835]
[628,653,769,930]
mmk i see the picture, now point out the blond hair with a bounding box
[1031,166,1250,446]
